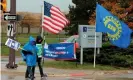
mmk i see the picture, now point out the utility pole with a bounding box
[6,0,17,69]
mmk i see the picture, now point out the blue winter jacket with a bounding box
[21,36,38,66]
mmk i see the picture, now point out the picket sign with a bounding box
[5,38,21,51]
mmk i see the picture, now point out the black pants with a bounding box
[25,58,44,78]
[37,57,44,77]
[25,66,35,79]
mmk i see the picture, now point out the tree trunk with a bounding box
[21,26,23,34]
[27,25,30,34]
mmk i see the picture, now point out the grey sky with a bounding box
[7,0,74,13]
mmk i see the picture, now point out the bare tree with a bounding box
[17,12,41,34]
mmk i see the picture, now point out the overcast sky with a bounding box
[7,0,74,13]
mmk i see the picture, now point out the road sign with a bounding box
[7,24,14,37]
[79,25,102,48]
[4,14,17,21]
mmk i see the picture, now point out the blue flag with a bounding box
[96,4,132,48]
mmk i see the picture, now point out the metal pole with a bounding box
[41,5,44,38]
[41,4,45,66]
[94,32,97,68]
[6,0,17,69]
[80,47,83,65]
[94,1,99,68]
[97,48,100,54]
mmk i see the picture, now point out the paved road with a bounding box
[1,75,133,80]
[1,57,133,80]
[2,75,85,80]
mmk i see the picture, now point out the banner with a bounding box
[43,43,76,60]
[5,38,21,51]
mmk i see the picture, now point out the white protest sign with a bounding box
[5,38,21,51]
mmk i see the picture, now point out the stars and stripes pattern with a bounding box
[42,1,69,34]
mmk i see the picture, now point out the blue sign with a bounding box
[43,43,76,60]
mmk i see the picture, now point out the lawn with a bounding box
[1,37,63,44]
[1,33,69,38]
[1,46,21,56]
[1,33,68,44]
[1,33,68,56]
[1,37,62,56]
[1,33,112,56]
[19,60,127,70]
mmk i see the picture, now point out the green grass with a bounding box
[1,38,62,56]
[43,61,127,70]
[1,33,67,56]
[19,60,127,70]
[1,37,28,44]
[1,37,62,44]
[1,33,67,45]
[1,46,21,56]
[102,42,111,47]
[1,36,63,56]
[1,33,69,38]
[1,46,9,56]
[1,35,111,56]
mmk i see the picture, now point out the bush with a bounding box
[76,44,133,68]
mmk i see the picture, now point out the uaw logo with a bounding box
[103,16,122,41]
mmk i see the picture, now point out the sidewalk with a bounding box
[1,64,94,77]
[1,63,133,78]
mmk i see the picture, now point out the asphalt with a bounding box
[1,63,133,78]
[1,57,133,80]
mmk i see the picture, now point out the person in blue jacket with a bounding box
[21,36,38,80]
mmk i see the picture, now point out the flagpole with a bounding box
[41,2,46,44]
[41,2,45,66]
[41,5,44,38]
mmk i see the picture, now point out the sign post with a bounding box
[78,25,102,65]
[97,48,100,54]
[80,48,83,65]
[6,0,17,69]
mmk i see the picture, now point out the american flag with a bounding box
[42,1,69,34]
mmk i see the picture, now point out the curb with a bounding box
[47,73,87,77]
[2,70,87,77]
[70,73,87,77]
[47,74,69,77]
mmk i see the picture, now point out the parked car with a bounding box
[63,35,79,49]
